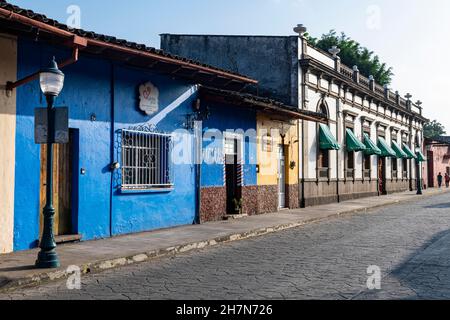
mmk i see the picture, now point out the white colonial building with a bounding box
[161,25,427,208]
[298,31,426,206]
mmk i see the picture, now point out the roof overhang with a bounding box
[425,138,450,146]
[200,86,328,123]
[0,2,257,91]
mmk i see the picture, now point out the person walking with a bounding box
[437,172,443,188]
[445,173,450,188]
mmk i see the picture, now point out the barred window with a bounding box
[121,129,173,190]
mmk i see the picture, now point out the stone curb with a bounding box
[0,189,447,293]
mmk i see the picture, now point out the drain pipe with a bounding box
[194,101,203,225]
[408,119,414,191]
[297,26,307,208]
[336,97,341,203]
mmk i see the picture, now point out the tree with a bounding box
[424,120,447,139]
[306,30,394,86]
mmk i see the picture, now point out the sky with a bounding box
[8,0,450,132]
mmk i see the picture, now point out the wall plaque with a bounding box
[139,82,159,115]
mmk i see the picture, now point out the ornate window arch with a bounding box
[317,99,329,121]
[415,132,421,147]
[316,98,330,179]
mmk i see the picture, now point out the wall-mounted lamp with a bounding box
[4,85,12,98]
[185,99,210,130]
[110,162,121,171]
[290,161,296,170]
[193,98,201,112]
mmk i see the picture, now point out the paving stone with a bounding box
[3,193,450,300]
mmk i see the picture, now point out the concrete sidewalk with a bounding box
[1,187,449,292]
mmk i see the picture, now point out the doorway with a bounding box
[39,129,75,238]
[378,157,386,195]
[224,134,242,214]
[427,151,434,188]
[277,144,286,209]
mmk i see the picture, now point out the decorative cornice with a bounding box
[300,58,428,123]
[343,109,359,118]
[361,116,375,123]
[375,121,390,128]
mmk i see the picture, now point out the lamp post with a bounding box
[415,146,423,195]
[35,57,65,269]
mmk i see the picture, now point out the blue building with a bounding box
[0,1,321,253]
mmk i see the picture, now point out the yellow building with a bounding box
[257,114,299,213]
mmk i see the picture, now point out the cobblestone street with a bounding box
[2,192,450,300]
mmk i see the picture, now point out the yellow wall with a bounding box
[0,34,17,254]
[257,114,299,186]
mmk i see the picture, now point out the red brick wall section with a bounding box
[242,186,258,216]
[201,185,299,222]
[286,184,299,209]
[200,187,227,222]
[257,185,279,214]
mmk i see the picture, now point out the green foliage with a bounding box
[424,120,447,139]
[232,198,243,213]
[306,30,394,86]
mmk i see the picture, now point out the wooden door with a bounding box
[39,137,72,237]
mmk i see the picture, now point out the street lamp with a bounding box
[415,146,423,195]
[35,57,65,269]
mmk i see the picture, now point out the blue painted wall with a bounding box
[201,102,257,188]
[13,37,197,250]
[14,39,113,250]
[111,66,197,235]
[14,38,42,249]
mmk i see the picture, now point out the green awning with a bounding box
[319,124,340,150]
[377,137,396,158]
[417,151,427,162]
[363,133,382,156]
[346,129,366,152]
[402,143,417,159]
[391,141,408,159]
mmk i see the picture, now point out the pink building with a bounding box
[425,137,450,188]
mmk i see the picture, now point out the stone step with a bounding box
[223,214,249,221]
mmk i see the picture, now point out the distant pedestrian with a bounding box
[437,173,443,188]
[445,173,450,188]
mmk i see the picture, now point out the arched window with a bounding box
[415,133,421,147]
[318,101,329,120]
[317,100,330,175]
